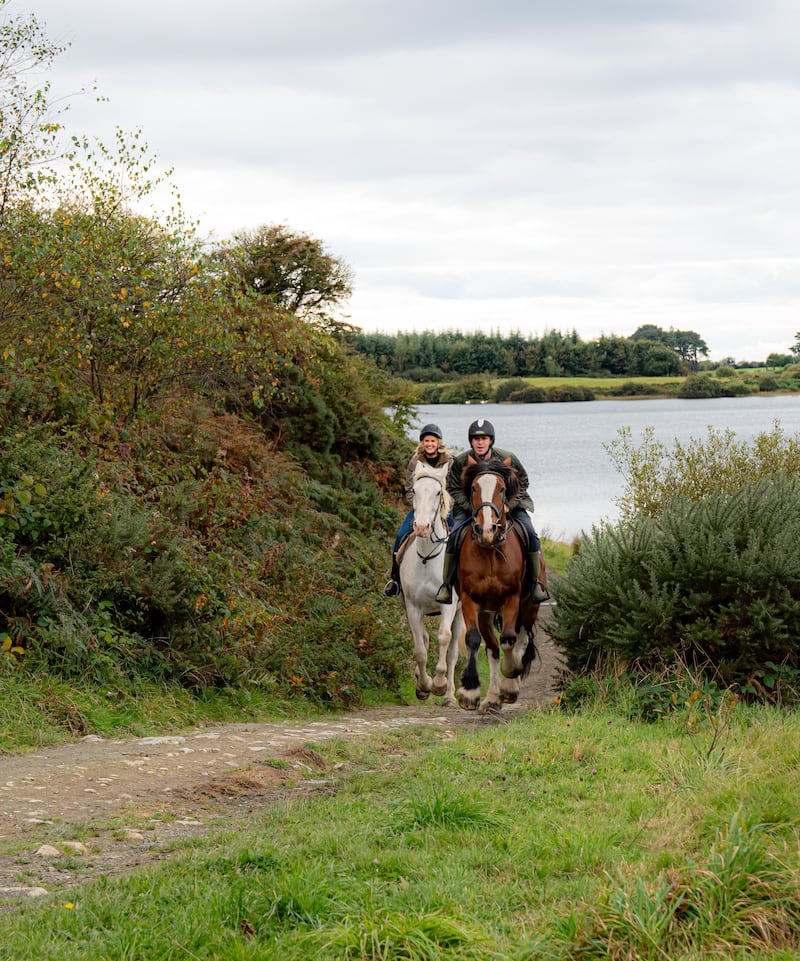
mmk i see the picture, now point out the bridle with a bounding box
[412,474,449,562]
[471,471,509,544]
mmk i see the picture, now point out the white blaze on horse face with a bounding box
[474,473,500,545]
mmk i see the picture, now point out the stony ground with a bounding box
[0,609,564,904]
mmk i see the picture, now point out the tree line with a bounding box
[347,325,711,381]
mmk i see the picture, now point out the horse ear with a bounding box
[467,455,478,466]
[503,457,512,467]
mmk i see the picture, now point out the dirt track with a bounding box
[0,606,564,900]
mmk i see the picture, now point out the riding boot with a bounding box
[383,555,401,597]
[528,552,550,603]
[434,551,457,604]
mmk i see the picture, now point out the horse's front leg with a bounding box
[403,602,433,700]
[457,595,482,711]
[498,596,524,703]
[431,601,459,707]
[478,611,503,715]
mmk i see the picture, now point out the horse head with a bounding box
[463,457,520,546]
[411,462,452,538]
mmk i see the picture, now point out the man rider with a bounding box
[433,418,549,605]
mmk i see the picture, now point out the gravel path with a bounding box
[0,607,564,901]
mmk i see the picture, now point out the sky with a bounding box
[9,0,800,361]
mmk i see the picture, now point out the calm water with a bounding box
[410,396,800,541]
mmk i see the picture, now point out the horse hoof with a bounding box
[441,696,458,708]
[431,681,447,697]
[500,690,519,704]
[457,693,480,711]
[480,701,503,716]
[415,689,431,701]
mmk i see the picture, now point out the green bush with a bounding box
[494,378,528,402]
[547,385,595,402]
[606,422,800,524]
[678,374,723,398]
[611,381,661,397]
[550,475,800,691]
[508,385,547,403]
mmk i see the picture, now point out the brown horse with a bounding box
[455,458,545,713]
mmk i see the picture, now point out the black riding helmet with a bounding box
[468,418,495,443]
[419,423,443,441]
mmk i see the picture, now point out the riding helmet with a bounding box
[468,418,495,442]
[419,423,443,441]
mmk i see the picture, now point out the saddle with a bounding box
[396,531,415,563]
[454,516,530,552]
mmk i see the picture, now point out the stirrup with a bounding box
[531,582,550,603]
[384,580,400,597]
[434,583,452,604]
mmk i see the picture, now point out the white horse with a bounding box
[397,461,463,707]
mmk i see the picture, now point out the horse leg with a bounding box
[404,603,433,700]
[479,611,503,715]
[456,596,482,711]
[498,593,525,680]
[431,601,459,707]
[442,604,464,707]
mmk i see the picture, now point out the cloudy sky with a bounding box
[11,0,800,361]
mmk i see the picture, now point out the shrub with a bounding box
[547,385,595,402]
[508,385,547,403]
[606,422,800,524]
[494,378,528,402]
[611,381,661,397]
[678,374,723,398]
[439,376,493,404]
[549,475,800,691]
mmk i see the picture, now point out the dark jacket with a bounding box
[446,446,535,514]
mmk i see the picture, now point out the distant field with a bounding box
[499,374,683,391]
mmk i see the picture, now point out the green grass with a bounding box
[0,671,331,753]
[2,702,799,960]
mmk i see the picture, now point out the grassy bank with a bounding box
[2,698,799,959]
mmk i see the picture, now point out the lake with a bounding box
[410,395,800,542]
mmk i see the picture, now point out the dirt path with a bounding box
[0,609,564,901]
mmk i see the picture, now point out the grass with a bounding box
[0,671,332,753]
[2,701,799,960]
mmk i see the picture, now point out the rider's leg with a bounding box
[434,512,469,604]
[528,549,550,603]
[384,510,413,597]
[513,509,550,603]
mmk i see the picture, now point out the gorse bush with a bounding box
[551,474,800,692]
[0,373,411,704]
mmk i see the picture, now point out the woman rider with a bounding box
[384,424,453,597]
[434,418,549,605]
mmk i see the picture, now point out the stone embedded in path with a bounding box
[35,845,62,858]
[0,886,49,898]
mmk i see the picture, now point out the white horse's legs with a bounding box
[404,604,433,700]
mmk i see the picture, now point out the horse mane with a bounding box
[463,458,521,508]
[413,461,453,518]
